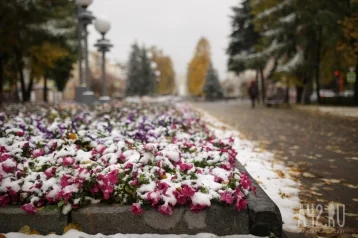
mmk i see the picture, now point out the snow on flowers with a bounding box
[0,103,255,215]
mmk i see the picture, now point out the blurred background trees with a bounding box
[187,37,211,97]
[0,0,76,104]
[227,0,358,105]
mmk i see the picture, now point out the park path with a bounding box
[194,100,358,237]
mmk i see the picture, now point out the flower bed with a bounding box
[0,102,255,216]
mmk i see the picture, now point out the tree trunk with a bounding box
[23,73,34,102]
[14,50,26,102]
[296,86,304,104]
[0,54,3,106]
[43,76,48,102]
[354,62,358,105]
[259,68,266,102]
[314,26,322,104]
[255,70,259,103]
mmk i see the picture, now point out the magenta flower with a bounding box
[179,163,193,172]
[21,203,37,214]
[147,191,160,206]
[107,169,119,184]
[124,163,133,169]
[131,203,143,215]
[0,195,10,207]
[16,131,24,137]
[190,203,207,213]
[32,148,44,158]
[63,157,75,166]
[182,185,195,197]
[1,158,17,173]
[173,190,187,205]
[44,167,56,178]
[158,204,173,215]
[220,191,234,205]
[96,145,107,154]
[240,173,252,189]
[235,198,248,211]
[157,182,169,193]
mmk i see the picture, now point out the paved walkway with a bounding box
[194,100,358,237]
[295,105,358,118]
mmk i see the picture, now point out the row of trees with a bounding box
[227,0,358,105]
[187,37,223,99]
[126,43,176,96]
[0,0,77,104]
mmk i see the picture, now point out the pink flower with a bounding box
[60,174,72,187]
[235,198,248,211]
[235,188,245,199]
[21,203,37,214]
[0,195,10,207]
[147,191,160,206]
[63,157,75,166]
[144,143,155,151]
[16,131,24,137]
[32,148,44,158]
[130,179,138,186]
[179,163,193,172]
[220,191,234,205]
[1,159,17,173]
[157,182,169,193]
[158,204,173,215]
[190,203,207,213]
[240,173,252,189]
[107,170,119,184]
[173,190,187,205]
[44,167,56,178]
[0,153,11,162]
[131,203,143,215]
[221,163,232,171]
[96,145,107,154]
[182,185,195,197]
[124,163,133,169]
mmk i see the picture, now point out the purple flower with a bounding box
[182,185,195,197]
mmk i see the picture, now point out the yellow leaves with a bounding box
[63,223,83,233]
[19,225,31,234]
[19,225,41,235]
[187,37,211,96]
[67,133,77,140]
[150,47,176,95]
[30,42,69,78]
[275,169,285,178]
[30,229,41,235]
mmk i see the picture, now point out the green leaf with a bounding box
[44,205,57,212]
[57,200,66,208]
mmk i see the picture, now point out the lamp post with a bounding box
[94,16,113,103]
[75,0,96,104]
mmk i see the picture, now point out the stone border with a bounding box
[237,163,283,237]
[0,164,282,237]
[0,207,68,235]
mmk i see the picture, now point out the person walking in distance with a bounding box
[248,80,259,108]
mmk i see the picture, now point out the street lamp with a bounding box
[94,16,113,103]
[75,0,96,104]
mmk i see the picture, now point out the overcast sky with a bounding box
[88,0,240,83]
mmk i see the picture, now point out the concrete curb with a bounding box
[0,206,67,235]
[238,164,283,237]
[72,204,250,235]
[0,164,282,237]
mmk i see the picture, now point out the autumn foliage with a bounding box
[187,38,211,96]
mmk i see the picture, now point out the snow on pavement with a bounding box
[4,231,265,238]
[191,104,301,232]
